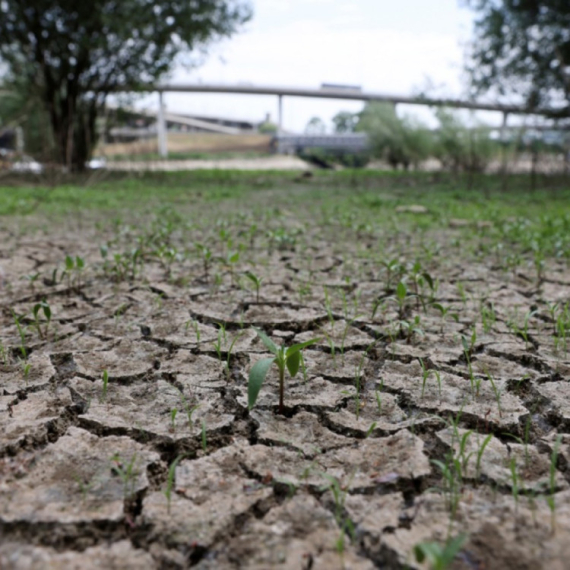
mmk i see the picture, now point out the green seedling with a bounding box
[375,389,383,415]
[185,319,201,342]
[177,388,200,431]
[394,280,408,320]
[21,361,31,380]
[201,420,207,452]
[414,534,467,570]
[319,472,355,557]
[22,272,41,293]
[418,357,442,399]
[485,371,503,417]
[432,303,459,334]
[12,312,27,359]
[169,408,178,433]
[244,271,263,302]
[100,370,109,402]
[365,422,377,438]
[248,328,321,414]
[110,453,139,500]
[475,433,493,482]
[195,242,213,279]
[64,255,85,291]
[164,454,186,514]
[32,299,52,340]
[480,302,496,334]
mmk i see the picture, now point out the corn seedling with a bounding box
[177,388,200,431]
[201,420,207,452]
[164,454,186,514]
[365,422,377,438]
[248,328,321,414]
[111,453,139,500]
[484,371,503,418]
[244,270,263,302]
[480,302,496,334]
[169,408,178,433]
[195,243,213,279]
[413,534,467,570]
[64,255,85,292]
[475,433,493,482]
[32,300,52,340]
[185,319,201,342]
[375,389,383,415]
[319,472,355,557]
[21,361,31,381]
[432,457,462,528]
[418,357,442,399]
[100,370,109,402]
[432,303,459,334]
[22,272,41,293]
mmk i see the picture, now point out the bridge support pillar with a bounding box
[500,111,509,190]
[157,91,168,159]
[278,94,283,134]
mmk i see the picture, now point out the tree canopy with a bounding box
[0,0,251,169]
[465,1,570,115]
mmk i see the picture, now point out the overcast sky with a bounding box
[137,0,492,132]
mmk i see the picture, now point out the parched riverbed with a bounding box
[1,172,570,569]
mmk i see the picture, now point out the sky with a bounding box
[135,0,500,132]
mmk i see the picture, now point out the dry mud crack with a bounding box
[1,201,570,570]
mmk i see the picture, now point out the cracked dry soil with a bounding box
[1,190,570,570]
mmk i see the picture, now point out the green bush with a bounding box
[434,109,495,174]
[357,102,433,170]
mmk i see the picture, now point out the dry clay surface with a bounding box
[1,212,570,570]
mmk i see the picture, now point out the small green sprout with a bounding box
[21,361,31,380]
[201,420,207,452]
[248,328,321,414]
[245,270,263,302]
[110,453,139,499]
[169,408,178,432]
[164,454,186,514]
[414,534,467,570]
[32,299,52,340]
[475,433,493,482]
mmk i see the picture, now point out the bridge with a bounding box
[123,82,569,158]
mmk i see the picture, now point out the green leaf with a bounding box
[286,350,300,377]
[396,281,407,301]
[286,338,322,357]
[248,357,275,410]
[432,303,444,315]
[414,542,442,564]
[65,255,74,270]
[441,534,468,566]
[245,271,259,286]
[254,328,279,355]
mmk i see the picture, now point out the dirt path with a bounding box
[106,155,311,171]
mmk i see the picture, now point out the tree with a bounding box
[464,1,570,115]
[305,117,327,135]
[357,102,433,170]
[0,1,251,170]
[332,111,358,133]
